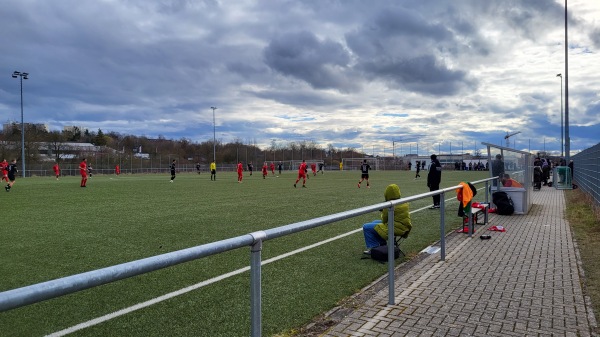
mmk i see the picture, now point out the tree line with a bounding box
[0,124,372,171]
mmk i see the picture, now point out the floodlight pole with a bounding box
[557,73,563,157]
[563,0,570,163]
[211,107,217,163]
[12,71,28,178]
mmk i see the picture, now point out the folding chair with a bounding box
[394,231,410,257]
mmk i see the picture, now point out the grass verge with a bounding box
[564,188,600,334]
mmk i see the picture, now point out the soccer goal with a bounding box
[341,158,380,171]
[286,160,325,171]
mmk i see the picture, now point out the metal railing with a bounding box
[572,143,600,206]
[0,177,497,336]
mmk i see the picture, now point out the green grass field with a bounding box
[0,169,489,336]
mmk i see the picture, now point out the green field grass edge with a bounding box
[565,188,600,335]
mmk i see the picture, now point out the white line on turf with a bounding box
[47,189,478,336]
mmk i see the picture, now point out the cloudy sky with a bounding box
[1,0,599,157]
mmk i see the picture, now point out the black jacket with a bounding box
[427,159,442,186]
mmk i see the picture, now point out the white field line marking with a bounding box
[48,189,473,336]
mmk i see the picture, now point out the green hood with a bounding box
[375,184,411,240]
[384,184,401,201]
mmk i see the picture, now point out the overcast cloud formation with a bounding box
[1,0,599,156]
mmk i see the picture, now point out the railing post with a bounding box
[467,200,473,238]
[250,231,267,337]
[485,181,489,203]
[440,191,446,261]
[387,204,395,305]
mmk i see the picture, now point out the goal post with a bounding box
[341,158,380,171]
[285,160,325,171]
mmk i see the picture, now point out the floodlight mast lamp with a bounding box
[211,107,217,163]
[11,71,28,178]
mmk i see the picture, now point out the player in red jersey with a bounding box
[1,159,8,183]
[262,162,268,179]
[52,162,60,180]
[270,162,275,176]
[237,161,244,183]
[310,162,317,176]
[294,160,308,188]
[115,164,121,175]
[79,158,88,187]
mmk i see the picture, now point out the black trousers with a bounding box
[430,184,440,205]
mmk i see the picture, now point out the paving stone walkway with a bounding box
[324,187,597,336]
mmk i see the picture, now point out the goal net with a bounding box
[285,160,325,171]
[341,158,380,171]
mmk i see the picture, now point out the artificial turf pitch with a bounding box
[0,169,488,336]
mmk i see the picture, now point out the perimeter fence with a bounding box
[572,142,600,206]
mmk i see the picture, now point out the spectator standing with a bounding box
[427,154,442,209]
[541,159,550,186]
[568,160,574,180]
[491,154,505,187]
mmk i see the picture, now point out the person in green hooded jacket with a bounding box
[362,184,412,254]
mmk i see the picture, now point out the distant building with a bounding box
[3,121,49,133]
[63,125,86,133]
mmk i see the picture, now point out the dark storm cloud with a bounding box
[263,31,358,92]
[345,6,478,96]
[495,0,566,40]
[359,55,474,96]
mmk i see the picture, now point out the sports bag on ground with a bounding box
[492,191,514,215]
[370,244,400,262]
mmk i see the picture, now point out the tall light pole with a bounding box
[392,140,396,170]
[557,73,563,157]
[563,0,570,163]
[11,71,28,178]
[211,107,217,163]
